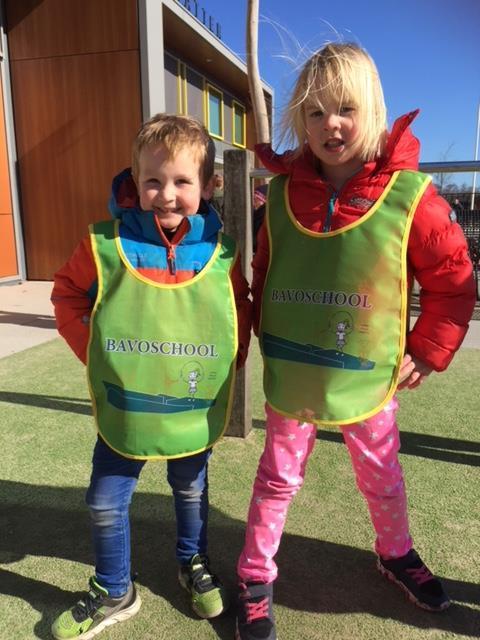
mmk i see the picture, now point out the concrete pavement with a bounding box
[0,280,479,359]
[0,280,58,359]
[459,314,480,349]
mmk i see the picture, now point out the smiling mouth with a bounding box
[155,208,181,215]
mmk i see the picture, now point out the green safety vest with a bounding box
[260,170,430,425]
[87,220,238,459]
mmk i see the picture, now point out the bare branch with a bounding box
[246,0,270,143]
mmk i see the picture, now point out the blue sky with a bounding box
[203,0,480,187]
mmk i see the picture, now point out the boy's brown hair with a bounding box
[132,113,216,186]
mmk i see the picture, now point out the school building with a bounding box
[0,0,273,283]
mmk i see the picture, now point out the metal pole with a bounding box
[471,102,480,210]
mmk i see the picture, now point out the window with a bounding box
[206,84,223,139]
[177,61,187,115]
[232,100,246,148]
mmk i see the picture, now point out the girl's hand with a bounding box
[397,353,433,390]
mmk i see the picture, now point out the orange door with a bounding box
[0,72,18,278]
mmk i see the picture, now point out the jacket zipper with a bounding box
[323,190,337,232]
[166,245,177,275]
[322,164,366,232]
[153,214,179,275]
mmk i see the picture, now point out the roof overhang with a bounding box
[162,0,272,101]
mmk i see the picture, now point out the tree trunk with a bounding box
[246,0,270,144]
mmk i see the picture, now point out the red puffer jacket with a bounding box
[253,110,475,371]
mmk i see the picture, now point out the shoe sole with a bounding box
[235,619,279,640]
[178,572,226,619]
[54,594,142,640]
[376,560,450,612]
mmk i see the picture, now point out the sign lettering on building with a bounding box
[175,0,222,39]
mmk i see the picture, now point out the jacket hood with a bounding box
[255,110,421,180]
[108,167,222,245]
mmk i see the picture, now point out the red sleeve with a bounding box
[51,236,97,364]
[251,223,270,336]
[230,254,252,369]
[406,185,476,371]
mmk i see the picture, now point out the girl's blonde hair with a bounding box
[282,43,387,161]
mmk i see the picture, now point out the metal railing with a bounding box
[250,159,480,179]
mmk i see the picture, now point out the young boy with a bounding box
[50,114,251,639]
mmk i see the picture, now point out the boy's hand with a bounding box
[397,353,433,390]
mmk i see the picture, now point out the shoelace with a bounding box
[245,597,270,623]
[406,564,434,585]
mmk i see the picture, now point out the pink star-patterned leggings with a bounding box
[237,398,412,584]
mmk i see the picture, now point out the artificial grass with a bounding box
[0,338,479,639]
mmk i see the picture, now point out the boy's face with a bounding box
[135,144,209,231]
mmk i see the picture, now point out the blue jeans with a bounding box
[85,437,211,597]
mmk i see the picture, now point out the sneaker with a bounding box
[377,548,450,611]
[178,554,229,619]
[51,576,141,640]
[235,581,277,640]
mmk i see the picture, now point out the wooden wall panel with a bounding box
[10,50,141,279]
[5,0,141,280]
[5,0,138,60]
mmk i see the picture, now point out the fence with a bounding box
[456,209,480,236]
[452,209,480,300]
[442,192,480,210]
[222,154,480,437]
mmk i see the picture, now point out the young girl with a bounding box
[235,43,475,640]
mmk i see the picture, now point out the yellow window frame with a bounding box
[204,82,224,140]
[177,60,187,115]
[232,100,246,148]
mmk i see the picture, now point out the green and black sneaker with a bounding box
[178,554,229,619]
[51,576,141,640]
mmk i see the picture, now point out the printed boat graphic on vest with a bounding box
[104,381,216,413]
[262,332,375,370]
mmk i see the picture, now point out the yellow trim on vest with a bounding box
[96,429,220,461]
[340,172,431,426]
[87,222,239,459]
[227,246,240,358]
[262,170,432,427]
[86,224,105,435]
[283,171,403,238]
[112,219,225,290]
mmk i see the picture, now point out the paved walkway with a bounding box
[1,280,479,359]
[0,280,57,359]
[457,314,480,349]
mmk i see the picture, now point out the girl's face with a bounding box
[304,98,364,189]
